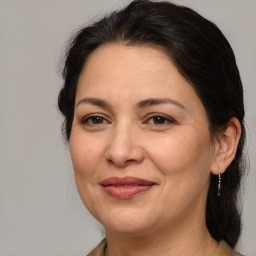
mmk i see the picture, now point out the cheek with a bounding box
[146,130,213,180]
[69,133,104,182]
[69,133,107,215]
[145,131,213,216]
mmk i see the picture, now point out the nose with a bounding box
[105,125,145,168]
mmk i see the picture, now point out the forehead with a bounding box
[76,43,194,99]
[81,44,174,82]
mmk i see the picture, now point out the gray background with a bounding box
[0,0,255,255]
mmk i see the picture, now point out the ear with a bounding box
[210,117,241,175]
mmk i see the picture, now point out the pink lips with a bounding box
[100,176,156,199]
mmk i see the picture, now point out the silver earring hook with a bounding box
[218,169,221,197]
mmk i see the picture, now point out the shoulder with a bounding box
[214,240,245,256]
[87,238,107,256]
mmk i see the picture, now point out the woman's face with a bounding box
[70,44,218,236]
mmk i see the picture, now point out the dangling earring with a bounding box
[218,169,221,196]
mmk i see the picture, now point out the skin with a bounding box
[69,44,241,256]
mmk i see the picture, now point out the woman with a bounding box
[58,1,245,255]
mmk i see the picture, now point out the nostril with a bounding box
[105,141,145,167]
[124,159,135,164]
[106,157,130,168]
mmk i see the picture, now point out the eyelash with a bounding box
[145,113,176,125]
[79,113,176,127]
[79,114,109,125]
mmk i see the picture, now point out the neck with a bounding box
[105,226,217,256]
[104,208,218,256]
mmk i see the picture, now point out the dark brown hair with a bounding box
[58,0,245,247]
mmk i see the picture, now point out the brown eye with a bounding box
[152,116,167,124]
[81,115,108,125]
[90,116,104,124]
[147,114,175,125]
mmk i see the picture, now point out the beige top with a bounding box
[87,239,244,256]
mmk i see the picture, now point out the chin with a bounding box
[99,207,156,235]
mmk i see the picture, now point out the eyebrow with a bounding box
[76,97,185,110]
[76,98,111,108]
[136,98,185,110]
